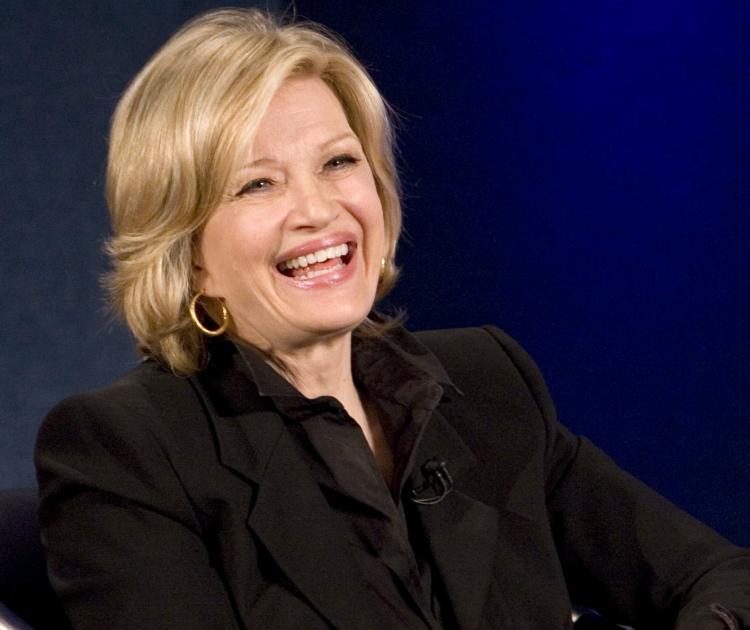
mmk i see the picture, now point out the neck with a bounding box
[261,331,394,486]
[266,332,357,403]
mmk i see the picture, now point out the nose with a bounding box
[287,175,339,229]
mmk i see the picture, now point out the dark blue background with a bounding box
[2,1,748,546]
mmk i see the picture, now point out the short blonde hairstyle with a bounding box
[105,8,402,374]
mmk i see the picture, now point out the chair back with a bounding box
[0,488,70,630]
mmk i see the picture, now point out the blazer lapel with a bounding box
[409,408,499,630]
[192,359,392,630]
[248,423,396,630]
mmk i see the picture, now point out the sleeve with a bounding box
[482,325,750,630]
[34,386,242,630]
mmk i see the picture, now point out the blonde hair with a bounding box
[105,8,402,374]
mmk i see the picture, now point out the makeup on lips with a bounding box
[275,232,358,286]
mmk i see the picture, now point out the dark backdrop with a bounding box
[2,1,748,546]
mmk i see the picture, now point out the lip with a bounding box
[277,245,358,290]
[275,230,357,267]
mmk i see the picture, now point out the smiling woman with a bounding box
[34,7,750,630]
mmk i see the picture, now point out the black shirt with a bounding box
[234,330,459,629]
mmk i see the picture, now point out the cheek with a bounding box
[201,217,235,275]
[362,176,386,238]
[200,212,266,289]
[367,196,386,245]
[342,178,385,234]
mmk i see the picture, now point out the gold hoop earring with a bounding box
[379,257,386,282]
[189,292,229,336]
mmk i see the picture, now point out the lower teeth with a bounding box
[296,262,344,280]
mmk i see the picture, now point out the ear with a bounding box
[191,243,212,296]
[193,264,223,299]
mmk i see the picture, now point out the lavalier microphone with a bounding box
[409,458,454,505]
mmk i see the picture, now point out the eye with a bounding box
[235,178,274,197]
[324,154,360,171]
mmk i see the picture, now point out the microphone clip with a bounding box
[409,458,454,505]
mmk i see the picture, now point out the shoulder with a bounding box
[41,360,194,430]
[36,360,203,475]
[414,325,556,420]
[416,325,536,373]
[35,360,218,523]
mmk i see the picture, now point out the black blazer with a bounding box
[35,327,750,629]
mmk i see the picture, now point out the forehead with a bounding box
[250,76,354,155]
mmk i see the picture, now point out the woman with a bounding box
[35,8,750,630]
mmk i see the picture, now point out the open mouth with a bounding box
[276,241,356,280]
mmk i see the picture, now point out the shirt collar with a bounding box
[230,326,462,409]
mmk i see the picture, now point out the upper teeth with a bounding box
[280,243,349,270]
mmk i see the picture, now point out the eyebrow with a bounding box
[237,132,360,171]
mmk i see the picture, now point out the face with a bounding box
[196,76,385,353]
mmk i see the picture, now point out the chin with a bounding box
[296,301,373,339]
